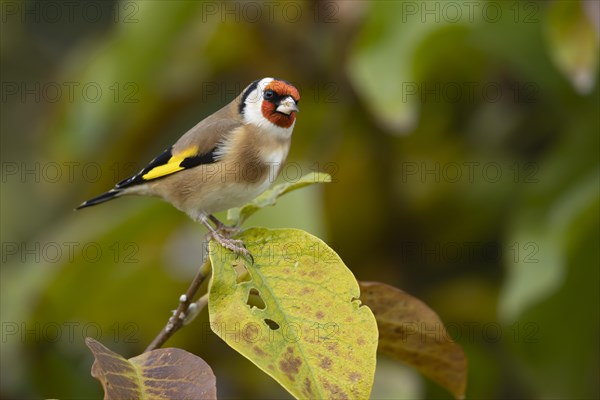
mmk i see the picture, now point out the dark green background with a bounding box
[1,1,598,398]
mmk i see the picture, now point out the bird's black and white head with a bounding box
[239,77,300,137]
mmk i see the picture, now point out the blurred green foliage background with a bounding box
[1,0,598,398]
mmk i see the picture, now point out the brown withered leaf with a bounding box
[85,337,216,400]
[359,281,467,399]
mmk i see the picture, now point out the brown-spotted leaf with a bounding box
[85,337,216,399]
[208,228,378,399]
[359,282,467,399]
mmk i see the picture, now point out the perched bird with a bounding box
[77,77,300,256]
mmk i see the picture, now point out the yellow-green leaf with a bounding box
[227,172,331,225]
[85,338,216,400]
[208,228,378,399]
[359,282,467,400]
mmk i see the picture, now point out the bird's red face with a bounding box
[261,80,300,128]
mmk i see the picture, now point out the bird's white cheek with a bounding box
[244,102,264,126]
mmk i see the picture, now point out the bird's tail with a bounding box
[76,189,122,210]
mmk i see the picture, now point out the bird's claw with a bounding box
[216,224,242,237]
[209,232,254,263]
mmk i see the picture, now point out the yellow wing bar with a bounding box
[142,147,198,180]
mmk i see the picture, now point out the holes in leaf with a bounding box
[246,288,266,310]
[264,319,280,330]
[233,262,251,283]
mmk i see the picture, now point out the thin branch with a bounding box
[144,257,212,352]
[183,293,209,325]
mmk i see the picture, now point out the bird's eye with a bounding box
[264,90,274,99]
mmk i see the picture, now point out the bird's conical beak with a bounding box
[276,96,299,115]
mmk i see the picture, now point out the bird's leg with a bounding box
[208,214,241,237]
[199,214,250,258]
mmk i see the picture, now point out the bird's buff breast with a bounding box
[155,160,282,216]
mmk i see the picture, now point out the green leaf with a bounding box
[347,2,464,134]
[207,228,378,399]
[85,338,217,399]
[227,172,331,226]
[544,0,599,94]
[499,167,600,322]
[359,281,467,400]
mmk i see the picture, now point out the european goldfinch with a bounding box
[77,77,300,256]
